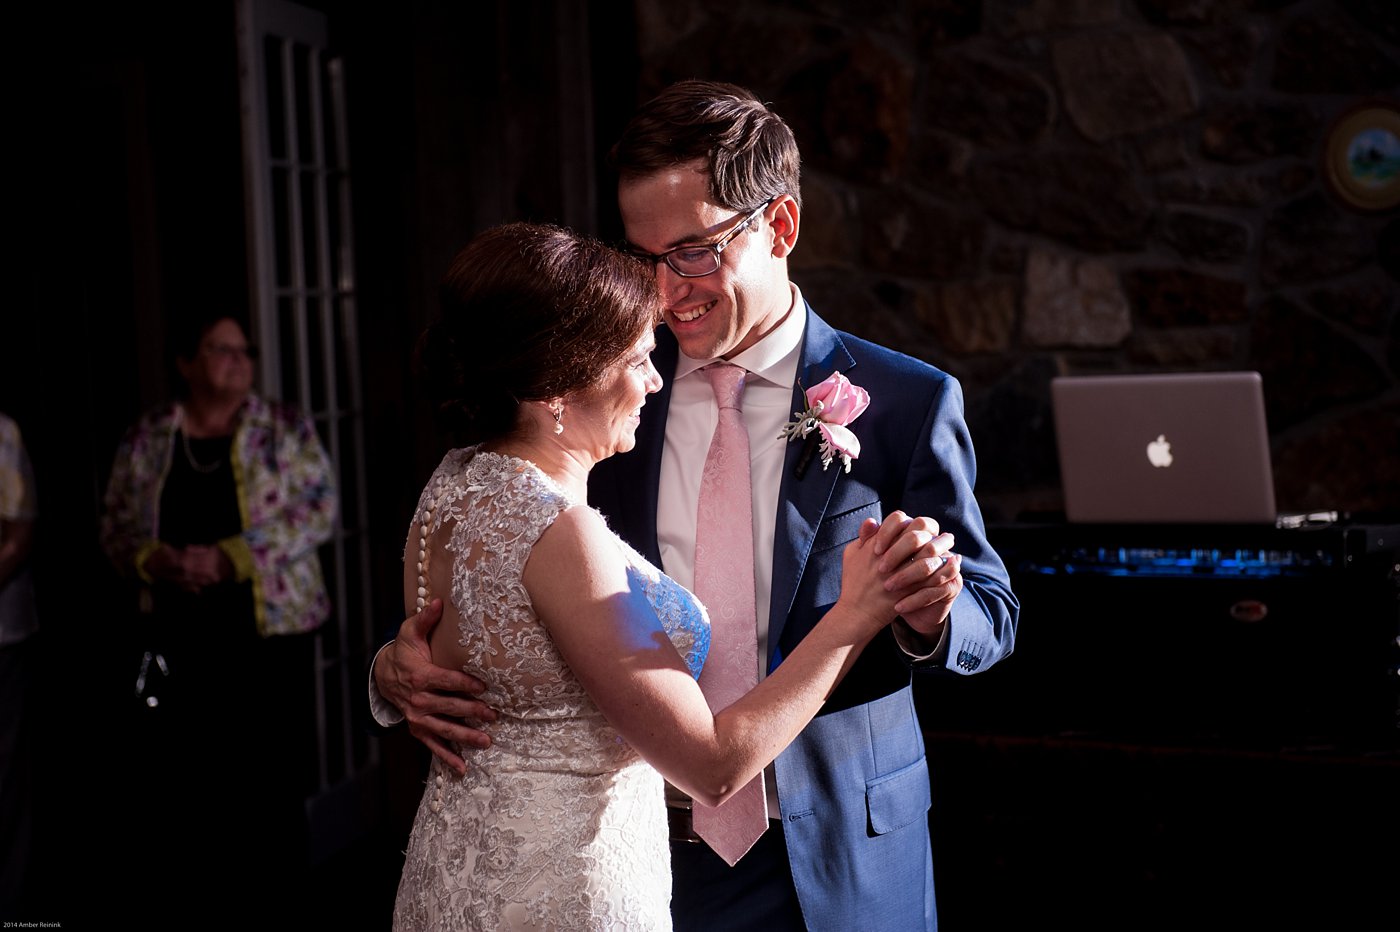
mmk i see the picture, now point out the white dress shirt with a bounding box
[655,285,806,818]
[657,284,945,672]
[656,284,806,676]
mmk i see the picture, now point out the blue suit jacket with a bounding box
[589,303,1018,930]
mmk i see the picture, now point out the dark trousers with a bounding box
[116,626,316,929]
[670,820,806,931]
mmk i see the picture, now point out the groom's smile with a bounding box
[619,164,791,363]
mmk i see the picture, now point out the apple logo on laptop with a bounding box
[1146,434,1173,467]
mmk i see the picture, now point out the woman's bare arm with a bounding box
[525,506,903,807]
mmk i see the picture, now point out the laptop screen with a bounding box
[1051,372,1277,524]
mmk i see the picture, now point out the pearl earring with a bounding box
[552,404,564,435]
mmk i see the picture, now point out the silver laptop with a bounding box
[1051,372,1277,524]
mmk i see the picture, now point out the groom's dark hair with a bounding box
[609,80,803,213]
[417,222,660,444]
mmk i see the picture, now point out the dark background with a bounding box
[5,1,1397,929]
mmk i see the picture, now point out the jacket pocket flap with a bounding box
[811,501,881,554]
[866,756,931,835]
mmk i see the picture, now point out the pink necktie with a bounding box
[691,363,768,866]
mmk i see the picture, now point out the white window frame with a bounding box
[235,0,378,864]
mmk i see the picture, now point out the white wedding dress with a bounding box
[392,448,709,931]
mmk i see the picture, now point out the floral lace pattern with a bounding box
[393,448,708,931]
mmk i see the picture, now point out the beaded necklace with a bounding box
[181,429,225,474]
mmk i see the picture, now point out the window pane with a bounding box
[278,297,300,405]
[334,297,354,416]
[329,173,348,291]
[301,169,322,290]
[306,299,327,414]
[318,547,341,654]
[272,168,290,287]
[263,35,286,160]
[294,42,316,165]
[337,417,360,534]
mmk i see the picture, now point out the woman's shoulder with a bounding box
[542,499,611,544]
[428,447,571,501]
[525,503,632,607]
[121,403,179,447]
[417,446,579,537]
[540,510,710,677]
[240,395,319,435]
[542,508,686,596]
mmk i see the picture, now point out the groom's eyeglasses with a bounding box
[625,197,776,278]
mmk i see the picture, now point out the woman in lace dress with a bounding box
[392,223,908,931]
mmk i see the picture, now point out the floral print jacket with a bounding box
[0,413,39,646]
[100,394,337,637]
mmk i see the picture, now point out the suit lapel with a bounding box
[766,306,856,669]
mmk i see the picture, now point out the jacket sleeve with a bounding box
[221,408,338,581]
[900,374,1019,676]
[100,420,162,580]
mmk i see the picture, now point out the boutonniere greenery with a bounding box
[779,371,870,475]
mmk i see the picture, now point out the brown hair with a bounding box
[609,80,802,212]
[417,222,661,443]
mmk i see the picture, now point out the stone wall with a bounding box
[629,0,1399,521]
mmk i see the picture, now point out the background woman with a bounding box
[0,411,38,915]
[99,312,336,924]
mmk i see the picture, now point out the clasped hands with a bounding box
[864,510,964,635]
[376,510,961,775]
[144,543,235,593]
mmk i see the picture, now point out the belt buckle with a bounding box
[668,805,701,844]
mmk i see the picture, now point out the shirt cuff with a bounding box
[216,535,256,583]
[369,641,405,727]
[133,540,162,584]
[892,617,950,665]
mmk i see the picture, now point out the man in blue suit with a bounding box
[373,81,1018,930]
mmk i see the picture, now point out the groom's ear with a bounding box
[769,195,799,259]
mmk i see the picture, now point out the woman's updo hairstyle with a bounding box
[417,222,661,444]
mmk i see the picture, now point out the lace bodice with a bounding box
[393,447,709,931]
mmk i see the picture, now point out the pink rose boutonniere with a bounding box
[779,371,870,474]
